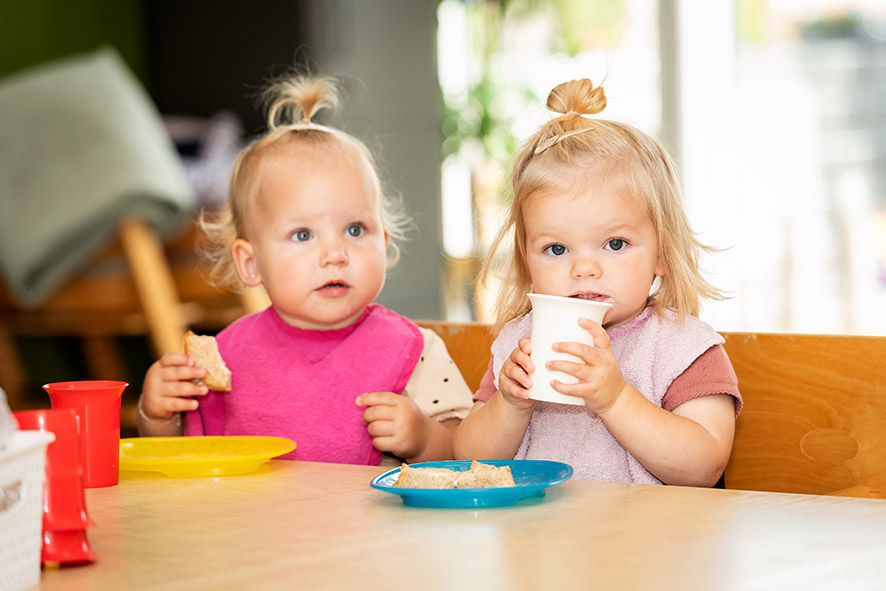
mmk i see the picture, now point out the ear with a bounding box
[384,229,390,247]
[232,238,263,287]
[654,255,666,278]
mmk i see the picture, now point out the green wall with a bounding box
[0,0,146,82]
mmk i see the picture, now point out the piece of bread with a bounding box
[452,461,516,488]
[183,331,232,391]
[392,464,459,489]
[392,461,515,489]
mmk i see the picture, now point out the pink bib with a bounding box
[184,304,424,465]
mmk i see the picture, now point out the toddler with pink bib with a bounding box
[138,73,472,465]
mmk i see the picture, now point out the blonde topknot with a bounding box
[263,75,341,128]
[546,78,607,118]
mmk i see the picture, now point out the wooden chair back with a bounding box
[418,321,886,498]
[721,331,886,498]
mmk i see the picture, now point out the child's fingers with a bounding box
[578,318,611,349]
[365,418,396,438]
[355,391,399,408]
[161,364,207,384]
[502,359,533,390]
[550,341,598,365]
[509,346,535,375]
[177,380,210,397]
[141,391,198,419]
[359,402,397,424]
[546,358,585,382]
[368,435,397,453]
[160,395,199,413]
[158,352,195,368]
[548,380,585,400]
[518,337,533,355]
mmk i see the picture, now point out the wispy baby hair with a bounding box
[199,72,410,292]
[481,78,723,330]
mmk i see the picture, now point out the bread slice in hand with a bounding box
[183,331,232,391]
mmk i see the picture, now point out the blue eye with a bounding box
[292,229,312,242]
[347,224,365,237]
[544,244,567,256]
[606,239,626,251]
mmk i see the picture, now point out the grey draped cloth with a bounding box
[0,47,195,307]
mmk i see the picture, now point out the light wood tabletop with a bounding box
[39,460,886,590]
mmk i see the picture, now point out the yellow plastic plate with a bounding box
[119,436,296,477]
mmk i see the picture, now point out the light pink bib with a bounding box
[492,305,723,482]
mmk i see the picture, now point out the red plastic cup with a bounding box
[42,529,97,564]
[43,380,128,488]
[13,408,95,530]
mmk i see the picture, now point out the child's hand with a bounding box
[547,318,627,414]
[140,352,209,422]
[498,337,537,410]
[356,392,429,460]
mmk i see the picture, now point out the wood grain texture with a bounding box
[721,332,886,498]
[38,461,886,590]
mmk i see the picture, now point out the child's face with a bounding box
[522,180,664,328]
[233,146,388,330]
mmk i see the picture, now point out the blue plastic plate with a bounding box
[370,460,574,508]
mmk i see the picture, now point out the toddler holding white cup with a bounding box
[453,78,743,485]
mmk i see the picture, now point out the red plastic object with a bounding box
[13,409,94,530]
[41,529,97,564]
[43,380,128,488]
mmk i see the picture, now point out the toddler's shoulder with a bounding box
[495,314,532,347]
[658,308,723,344]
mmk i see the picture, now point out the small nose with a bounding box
[320,237,349,266]
[571,254,600,279]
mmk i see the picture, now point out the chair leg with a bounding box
[118,218,187,356]
[0,324,28,409]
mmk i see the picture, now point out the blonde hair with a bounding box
[481,78,723,330]
[199,73,410,293]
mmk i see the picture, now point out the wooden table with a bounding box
[39,461,886,590]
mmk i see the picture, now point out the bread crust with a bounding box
[183,331,232,391]
[392,461,516,489]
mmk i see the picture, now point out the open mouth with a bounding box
[320,281,349,290]
[569,292,608,302]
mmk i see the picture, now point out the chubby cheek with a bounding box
[360,245,389,287]
[527,259,564,292]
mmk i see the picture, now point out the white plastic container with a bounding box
[0,430,55,591]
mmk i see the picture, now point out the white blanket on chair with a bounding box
[0,47,195,307]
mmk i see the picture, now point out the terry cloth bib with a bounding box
[492,306,723,482]
[185,304,424,465]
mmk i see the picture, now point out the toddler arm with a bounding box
[599,387,735,486]
[453,339,536,460]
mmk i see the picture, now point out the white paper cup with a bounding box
[528,293,613,405]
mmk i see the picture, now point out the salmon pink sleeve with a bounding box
[472,358,497,403]
[662,344,742,417]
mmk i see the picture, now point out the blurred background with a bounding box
[1,0,884,431]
